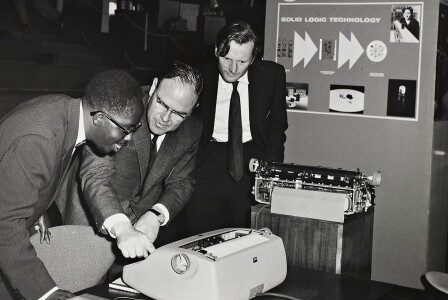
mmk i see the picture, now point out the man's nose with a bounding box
[161,110,172,122]
[229,61,237,74]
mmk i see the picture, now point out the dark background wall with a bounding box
[0,0,267,119]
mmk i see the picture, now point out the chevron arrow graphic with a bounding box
[337,32,364,69]
[293,31,318,68]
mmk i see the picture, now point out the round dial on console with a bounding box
[171,253,190,274]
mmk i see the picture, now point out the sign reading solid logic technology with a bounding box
[277,2,423,121]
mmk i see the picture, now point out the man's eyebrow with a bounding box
[158,97,189,115]
[175,105,189,114]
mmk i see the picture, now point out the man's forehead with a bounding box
[230,40,254,49]
[225,41,254,59]
[158,78,195,95]
[158,76,177,86]
[156,78,196,109]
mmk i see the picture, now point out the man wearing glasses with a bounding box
[0,69,144,300]
[90,111,142,137]
[61,61,202,262]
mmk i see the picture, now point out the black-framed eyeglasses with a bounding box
[156,98,188,120]
[90,111,142,136]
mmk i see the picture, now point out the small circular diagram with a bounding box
[366,40,387,62]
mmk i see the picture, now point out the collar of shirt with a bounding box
[73,101,86,154]
[213,71,252,143]
[218,71,249,90]
[151,133,166,151]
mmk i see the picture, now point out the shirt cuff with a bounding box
[152,203,169,226]
[103,213,131,238]
[38,286,58,300]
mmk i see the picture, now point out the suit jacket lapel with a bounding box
[248,65,262,139]
[134,119,151,190]
[134,123,151,188]
[142,130,177,195]
[202,64,220,141]
[58,99,82,179]
[62,99,82,157]
[48,99,81,211]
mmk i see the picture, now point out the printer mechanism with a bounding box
[178,229,253,261]
[249,159,381,215]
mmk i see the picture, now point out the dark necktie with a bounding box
[228,81,243,182]
[136,136,158,197]
[139,135,159,196]
[149,134,159,171]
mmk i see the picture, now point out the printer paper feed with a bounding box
[204,234,269,258]
[271,187,348,223]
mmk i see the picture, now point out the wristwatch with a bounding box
[149,208,165,225]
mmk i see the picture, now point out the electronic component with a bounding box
[249,159,381,215]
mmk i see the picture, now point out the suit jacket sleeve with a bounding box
[0,135,57,299]
[79,144,125,233]
[266,63,288,162]
[152,122,202,221]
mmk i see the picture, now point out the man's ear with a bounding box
[149,78,158,99]
[91,112,101,126]
[214,46,218,58]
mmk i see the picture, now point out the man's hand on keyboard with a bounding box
[134,211,161,243]
[112,221,155,258]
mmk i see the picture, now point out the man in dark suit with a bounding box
[61,61,203,259]
[0,69,144,300]
[184,21,288,235]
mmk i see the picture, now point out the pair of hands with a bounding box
[112,211,160,258]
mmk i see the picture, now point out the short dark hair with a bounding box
[83,69,142,118]
[158,60,203,96]
[215,21,258,59]
[404,6,413,15]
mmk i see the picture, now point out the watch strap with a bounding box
[148,208,164,225]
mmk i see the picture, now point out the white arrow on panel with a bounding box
[293,31,318,68]
[337,32,364,69]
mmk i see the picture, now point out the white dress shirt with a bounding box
[212,72,252,142]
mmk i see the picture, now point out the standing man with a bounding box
[0,69,144,300]
[185,21,288,235]
[61,61,203,259]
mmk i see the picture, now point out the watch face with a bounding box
[366,40,387,62]
[329,88,365,113]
